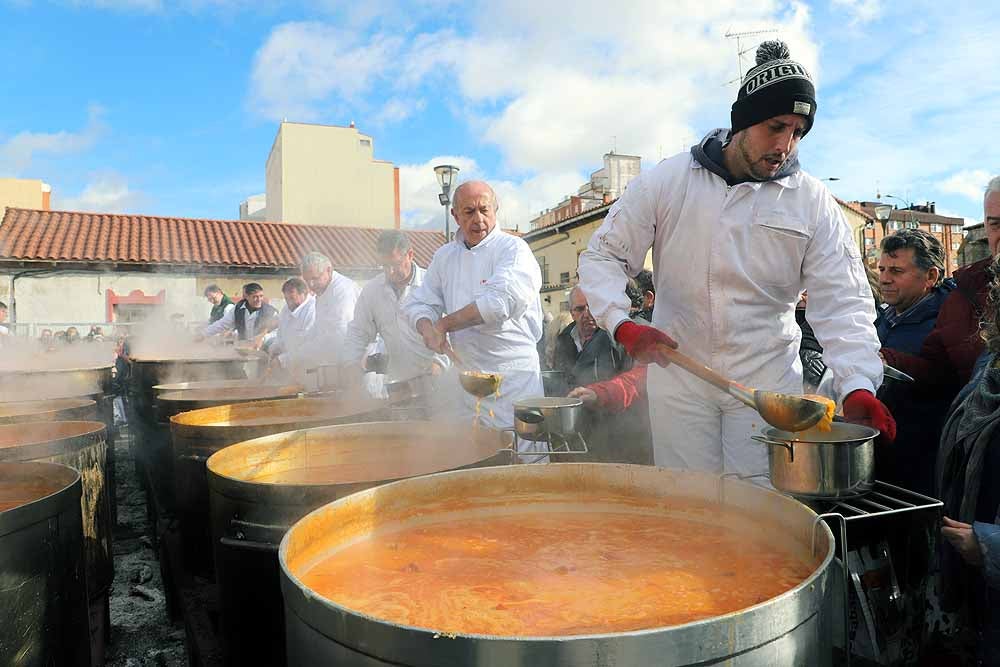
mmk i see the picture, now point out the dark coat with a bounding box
[883,257,991,394]
[553,322,631,388]
[553,322,651,464]
[233,300,278,341]
[875,280,956,355]
[874,281,955,496]
[209,294,233,323]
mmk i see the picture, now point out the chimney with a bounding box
[929,201,936,214]
[41,182,51,211]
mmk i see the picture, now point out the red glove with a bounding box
[842,389,896,444]
[614,321,678,367]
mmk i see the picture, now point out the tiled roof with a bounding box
[0,208,444,271]
[835,198,874,221]
[854,202,963,225]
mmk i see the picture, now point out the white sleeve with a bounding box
[289,281,359,367]
[578,174,657,336]
[344,286,377,365]
[803,194,883,399]
[475,240,543,327]
[402,255,446,328]
[202,305,235,337]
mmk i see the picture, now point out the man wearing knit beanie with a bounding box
[578,41,894,479]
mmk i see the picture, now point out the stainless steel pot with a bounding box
[279,464,835,667]
[513,397,584,441]
[752,422,879,499]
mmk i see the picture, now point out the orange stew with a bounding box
[299,511,813,636]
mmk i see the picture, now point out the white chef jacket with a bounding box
[201,302,268,339]
[272,294,316,371]
[578,150,882,475]
[283,271,360,374]
[402,224,546,457]
[344,265,447,382]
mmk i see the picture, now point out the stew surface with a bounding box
[299,509,813,636]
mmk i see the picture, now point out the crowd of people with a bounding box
[5,37,998,662]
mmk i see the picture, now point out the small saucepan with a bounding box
[752,421,879,499]
[513,397,584,441]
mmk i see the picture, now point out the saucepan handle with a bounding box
[750,434,795,462]
[515,408,545,424]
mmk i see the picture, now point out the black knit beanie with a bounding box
[731,41,816,136]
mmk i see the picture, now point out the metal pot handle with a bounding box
[219,536,279,553]
[514,407,545,424]
[750,434,795,462]
[178,453,209,463]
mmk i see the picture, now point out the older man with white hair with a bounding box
[402,181,546,459]
[283,251,360,385]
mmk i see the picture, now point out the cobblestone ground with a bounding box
[105,428,188,667]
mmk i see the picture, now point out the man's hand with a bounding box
[942,517,983,567]
[416,318,450,355]
[567,386,598,409]
[614,321,678,367]
[842,389,897,444]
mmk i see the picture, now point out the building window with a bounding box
[905,221,919,229]
[560,271,571,284]
[559,301,570,312]
[953,242,961,250]
[889,221,902,231]
[865,238,874,247]
[359,138,371,148]
[930,224,942,232]
[537,256,549,285]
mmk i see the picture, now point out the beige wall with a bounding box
[0,271,296,327]
[0,178,49,212]
[529,219,653,319]
[265,122,397,229]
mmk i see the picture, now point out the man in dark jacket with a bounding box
[555,286,651,463]
[554,286,631,388]
[874,229,954,495]
[201,283,278,342]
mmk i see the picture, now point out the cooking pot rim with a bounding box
[513,397,582,409]
[760,422,878,444]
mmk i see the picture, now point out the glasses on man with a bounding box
[570,305,590,314]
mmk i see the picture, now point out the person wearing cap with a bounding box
[577,41,893,477]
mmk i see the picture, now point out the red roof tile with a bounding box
[0,208,444,271]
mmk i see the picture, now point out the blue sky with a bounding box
[1,0,996,230]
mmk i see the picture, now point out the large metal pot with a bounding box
[0,364,113,398]
[209,420,511,667]
[752,422,879,499]
[513,396,584,441]
[0,397,98,424]
[0,420,114,665]
[279,464,835,666]
[169,396,388,575]
[0,461,91,667]
[155,384,303,423]
[127,354,261,514]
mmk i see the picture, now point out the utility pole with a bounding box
[724,28,778,86]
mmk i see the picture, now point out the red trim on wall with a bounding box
[393,167,401,229]
[105,289,165,322]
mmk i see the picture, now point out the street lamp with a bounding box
[873,203,893,237]
[434,164,460,242]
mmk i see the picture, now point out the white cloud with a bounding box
[831,0,883,25]
[56,171,148,213]
[938,170,993,203]
[0,105,106,176]
[397,155,582,233]
[249,22,402,121]
[374,97,425,126]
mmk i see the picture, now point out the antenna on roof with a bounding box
[724,28,778,87]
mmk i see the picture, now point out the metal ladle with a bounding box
[657,344,829,432]
[441,346,502,399]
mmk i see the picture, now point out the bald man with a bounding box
[402,181,546,460]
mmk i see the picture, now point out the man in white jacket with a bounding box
[285,252,360,386]
[268,277,316,381]
[402,181,546,459]
[343,230,446,387]
[578,41,895,477]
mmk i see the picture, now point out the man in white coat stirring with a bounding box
[343,230,446,387]
[403,180,546,460]
[578,41,895,477]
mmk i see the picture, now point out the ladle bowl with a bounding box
[459,371,502,398]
